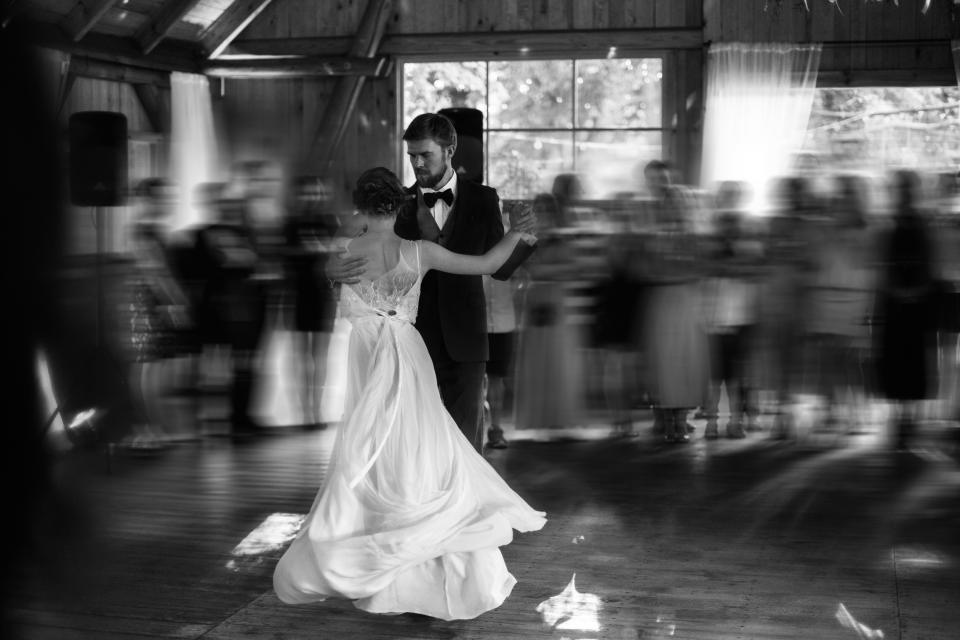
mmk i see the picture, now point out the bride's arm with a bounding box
[420,231,538,276]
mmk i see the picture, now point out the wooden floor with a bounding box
[7,415,960,640]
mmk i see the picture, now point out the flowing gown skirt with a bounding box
[273,316,546,620]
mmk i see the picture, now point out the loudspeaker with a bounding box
[69,111,128,206]
[438,107,483,184]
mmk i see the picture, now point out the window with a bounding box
[804,86,960,180]
[402,58,664,199]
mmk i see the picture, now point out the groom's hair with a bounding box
[403,113,457,150]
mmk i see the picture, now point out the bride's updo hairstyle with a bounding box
[353,167,410,217]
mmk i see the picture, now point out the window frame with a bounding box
[396,50,669,197]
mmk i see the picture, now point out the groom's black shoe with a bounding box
[486,429,509,450]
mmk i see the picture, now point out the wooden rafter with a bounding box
[135,0,202,55]
[132,83,171,133]
[201,0,275,59]
[224,27,706,58]
[28,20,202,73]
[203,56,389,78]
[60,0,119,43]
[309,0,393,170]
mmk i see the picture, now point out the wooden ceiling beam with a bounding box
[135,0,202,55]
[60,0,120,43]
[203,56,390,78]
[28,20,202,73]
[309,0,393,171]
[70,56,172,86]
[225,27,705,58]
[132,83,171,133]
[201,0,275,59]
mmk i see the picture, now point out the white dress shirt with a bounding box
[420,171,458,230]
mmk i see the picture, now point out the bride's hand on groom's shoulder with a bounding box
[324,251,368,285]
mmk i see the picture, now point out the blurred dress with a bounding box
[808,226,873,341]
[273,240,546,620]
[642,233,709,409]
[284,215,337,333]
[127,223,183,362]
[513,233,586,430]
[875,214,938,401]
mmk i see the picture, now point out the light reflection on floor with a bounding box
[536,573,603,634]
[836,602,885,639]
[225,512,306,572]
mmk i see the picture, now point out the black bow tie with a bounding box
[422,189,454,208]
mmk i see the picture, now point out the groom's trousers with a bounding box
[433,359,486,452]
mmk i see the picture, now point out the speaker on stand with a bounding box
[53,111,129,465]
[438,107,484,185]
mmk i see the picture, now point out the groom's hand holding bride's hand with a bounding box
[324,251,368,286]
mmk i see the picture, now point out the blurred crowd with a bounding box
[499,161,960,452]
[108,154,960,454]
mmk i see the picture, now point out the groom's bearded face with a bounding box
[406,138,454,189]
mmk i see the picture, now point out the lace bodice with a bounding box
[339,239,423,323]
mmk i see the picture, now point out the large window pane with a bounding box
[575,131,662,198]
[488,60,573,129]
[402,62,487,125]
[576,58,662,128]
[488,131,574,199]
[805,87,960,173]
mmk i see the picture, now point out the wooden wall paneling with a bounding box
[654,0,680,28]
[527,0,562,30]
[135,0,202,54]
[61,0,120,42]
[685,0,701,28]
[465,0,490,32]
[132,82,170,133]
[631,0,655,29]
[500,0,521,31]
[512,0,534,30]
[587,0,609,30]
[438,0,464,32]
[607,0,627,28]
[863,0,885,70]
[201,0,276,59]
[571,0,593,30]
[810,1,835,45]
[849,0,867,70]
[237,0,285,38]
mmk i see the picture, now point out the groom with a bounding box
[329,112,534,451]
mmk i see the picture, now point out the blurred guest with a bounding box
[194,195,266,437]
[806,175,875,433]
[702,182,759,439]
[514,193,586,434]
[282,176,339,427]
[123,178,192,449]
[592,216,643,437]
[483,206,521,449]
[642,186,710,443]
[874,170,940,450]
[756,176,817,438]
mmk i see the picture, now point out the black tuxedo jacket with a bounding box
[395,179,509,363]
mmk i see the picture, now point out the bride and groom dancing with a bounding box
[272,113,547,620]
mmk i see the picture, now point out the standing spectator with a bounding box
[483,206,520,449]
[283,176,339,427]
[875,170,940,450]
[702,182,760,439]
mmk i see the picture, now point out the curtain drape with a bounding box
[700,42,822,215]
[170,71,219,229]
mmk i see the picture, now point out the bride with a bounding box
[273,167,547,620]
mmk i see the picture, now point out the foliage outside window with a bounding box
[403,58,663,199]
[802,87,960,207]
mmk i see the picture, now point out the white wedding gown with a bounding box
[273,239,547,620]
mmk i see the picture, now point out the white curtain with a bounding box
[170,71,219,229]
[700,43,821,215]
